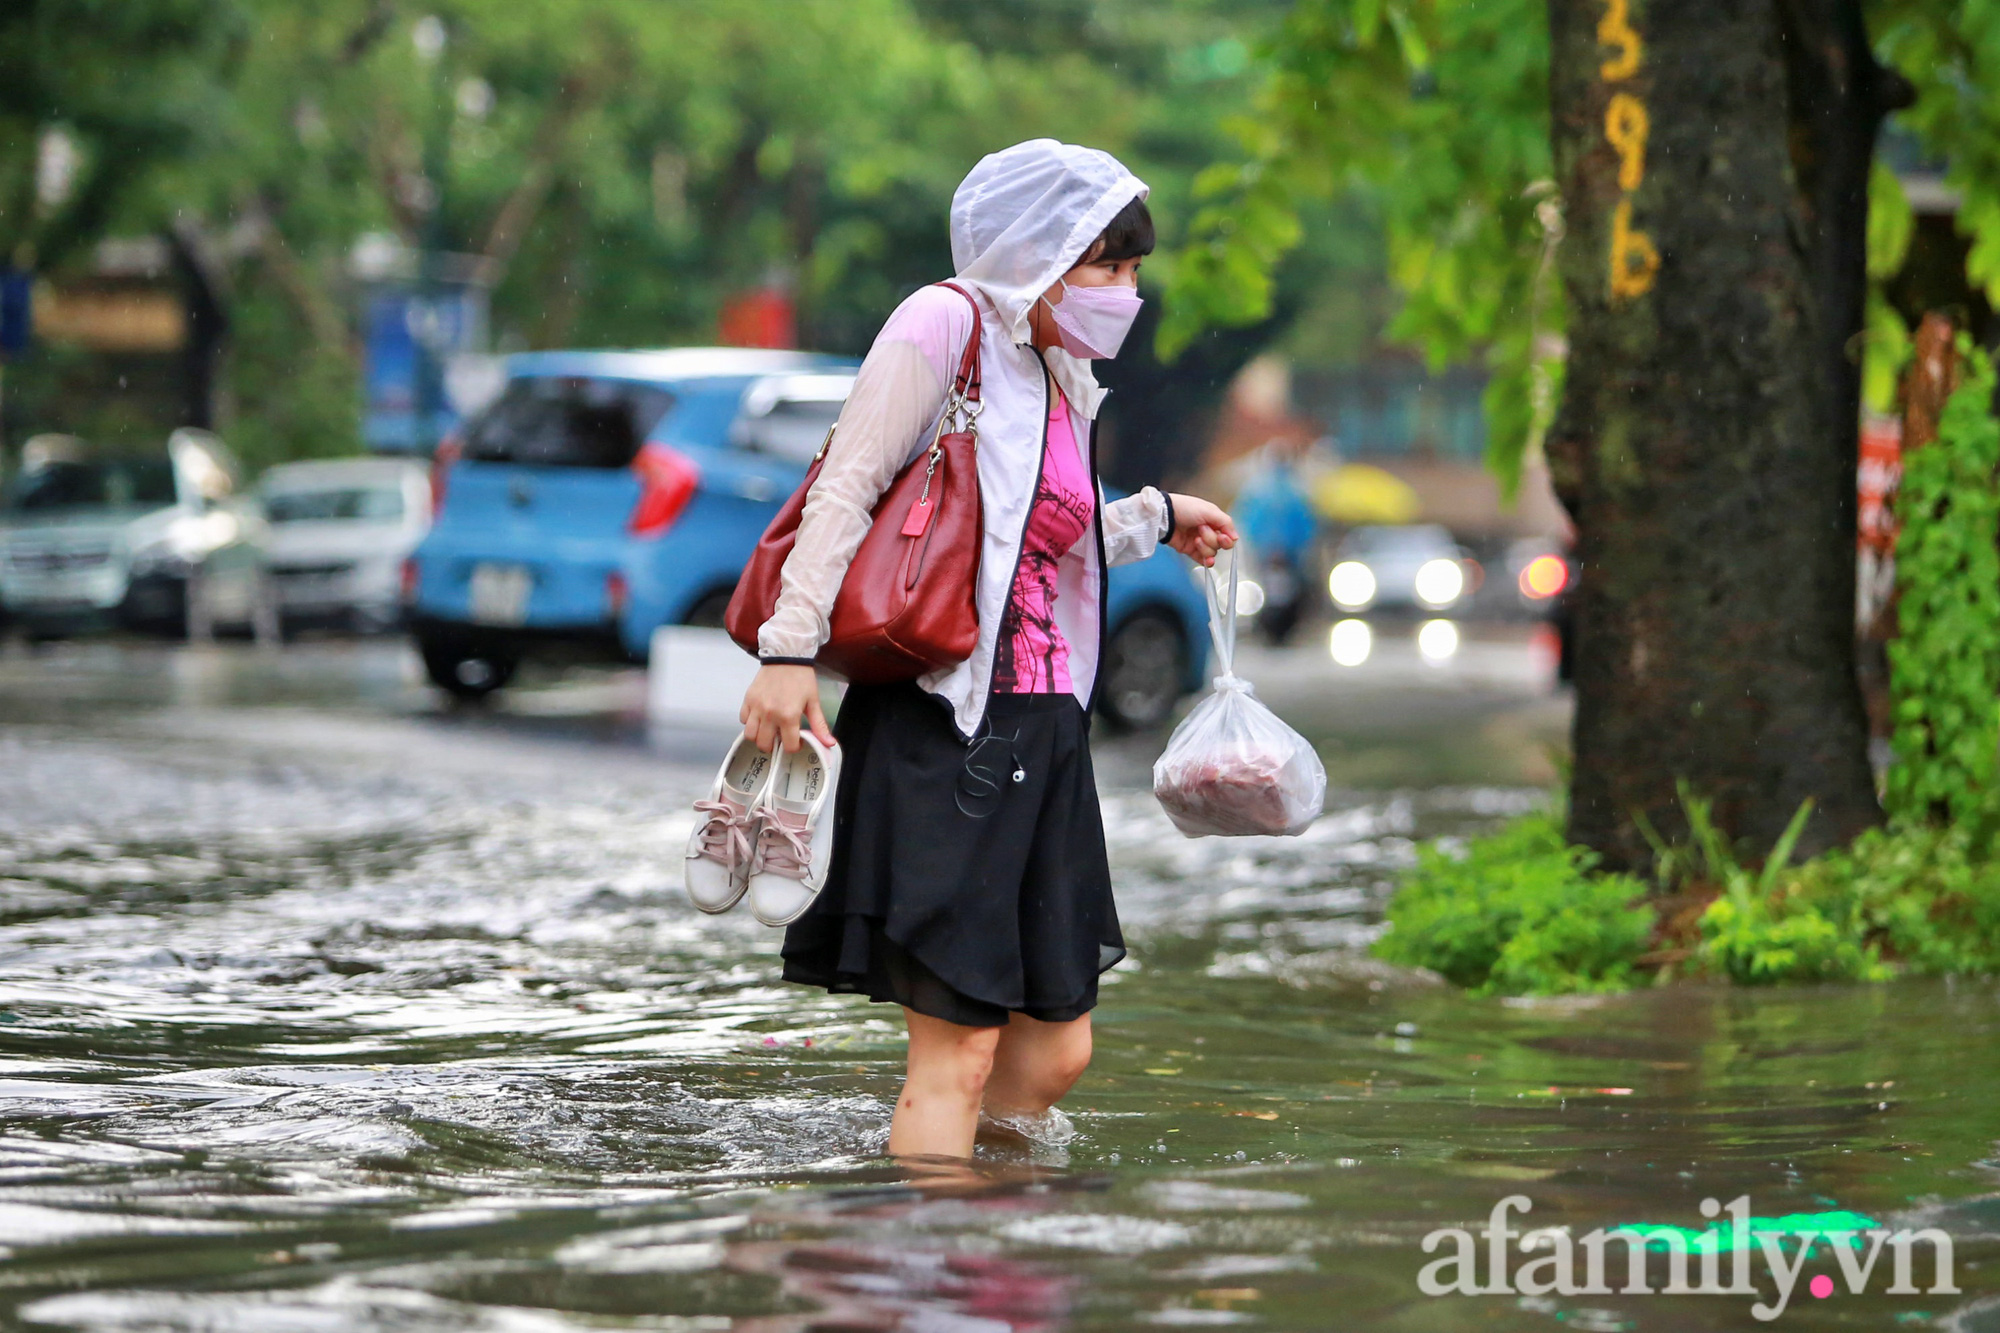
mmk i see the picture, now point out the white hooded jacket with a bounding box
[756,139,1170,738]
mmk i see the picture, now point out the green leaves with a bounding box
[1862,164,1915,413]
[1874,0,2000,307]
[1373,810,1652,996]
[1866,161,1914,281]
[1885,346,2000,825]
[1698,815,2000,985]
[1161,0,1552,488]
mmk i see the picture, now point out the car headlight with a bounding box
[1328,561,1376,610]
[1414,558,1465,608]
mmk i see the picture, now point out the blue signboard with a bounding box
[0,269,30,360]
[362,284,486,454]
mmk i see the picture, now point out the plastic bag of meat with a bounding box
[1153,552,1326,837]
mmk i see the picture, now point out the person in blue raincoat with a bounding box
[1234,443,1319,644]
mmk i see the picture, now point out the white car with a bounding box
[0,430,268,638]
[1326,523,1475,614]
[257,458,431,633]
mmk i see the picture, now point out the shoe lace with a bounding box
[692,798,753,867]
[754,817,812,879]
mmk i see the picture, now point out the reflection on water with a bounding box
[0,645,1994,1329]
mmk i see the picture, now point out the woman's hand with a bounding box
[741,664,834,754]
[1166,493,1239,567]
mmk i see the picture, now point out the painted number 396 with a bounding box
[1599,0,1659,301]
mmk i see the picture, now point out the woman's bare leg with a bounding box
[888,1008,1001,1159]
[982,1012,1093,1120]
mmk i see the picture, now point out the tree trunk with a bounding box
[167,220,229,432]
[1545,0,1881,870]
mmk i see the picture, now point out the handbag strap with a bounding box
[811,281,985,468]
[934,281,984,408]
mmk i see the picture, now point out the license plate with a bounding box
[468,563,532,625]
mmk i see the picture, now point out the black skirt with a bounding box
[780,681,1124,1028]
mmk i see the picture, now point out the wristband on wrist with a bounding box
[1158,490,1177,544]
[758,655,817,668]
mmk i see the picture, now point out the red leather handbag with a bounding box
[725,283,984,685]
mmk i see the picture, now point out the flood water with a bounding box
[0,640,1995,1331]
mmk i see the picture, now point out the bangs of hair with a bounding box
[1086,195,1155,263]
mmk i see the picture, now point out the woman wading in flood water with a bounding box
[737,140,1236,1160]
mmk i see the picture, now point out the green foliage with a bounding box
[6,0,1287,466]
[1862,164,1915,414]
[1873,0,2000,309]
[1885,347,2000,825]
[0,0,243,268]
[1162,0,1552,491]
[1697,813,2000,985]
[1826,822,2000,975]
[1373,809,1652,996]
[1380,782,2000,994]
[1656,789,1887,985]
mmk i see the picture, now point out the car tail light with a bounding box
[1519,554,1570,600]
[605,570,628,620]
[628,442,700,537]
[400,558,419,604]
[429,435,462,519]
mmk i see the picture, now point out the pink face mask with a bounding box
[1042,280,1143,360]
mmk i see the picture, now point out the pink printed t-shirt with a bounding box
[993,386,1095,694]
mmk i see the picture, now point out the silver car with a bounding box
[258,459,431,633]
[0,430,268,638]
[1326,523,1473,614]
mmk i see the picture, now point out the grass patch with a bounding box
[1372,809,1651,996]
[1374,792,2000,995]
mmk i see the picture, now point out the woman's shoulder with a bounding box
[876,284,979,365]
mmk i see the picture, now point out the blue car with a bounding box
[408,347,1208,728]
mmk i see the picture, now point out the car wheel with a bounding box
[419,640,519,700]
[683,588,735,629]
[1099,609,1187,732]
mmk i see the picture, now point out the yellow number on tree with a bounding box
[1605,94,1648,191]
[1598,0,1641,80]
[1610,199,1660,300]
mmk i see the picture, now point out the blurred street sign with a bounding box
[32,282,185,352]
[362,283,487,454]
[0,269,29,358]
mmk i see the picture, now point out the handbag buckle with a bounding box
[941,390,983,439]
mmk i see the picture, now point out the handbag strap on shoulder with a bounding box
[934,282,983,405]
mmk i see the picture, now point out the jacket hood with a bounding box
[949,139,1149,348]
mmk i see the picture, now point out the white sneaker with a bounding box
[747,733,841,926]
[684,735,774,914]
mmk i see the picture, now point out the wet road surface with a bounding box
[0,638,1995,1331]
